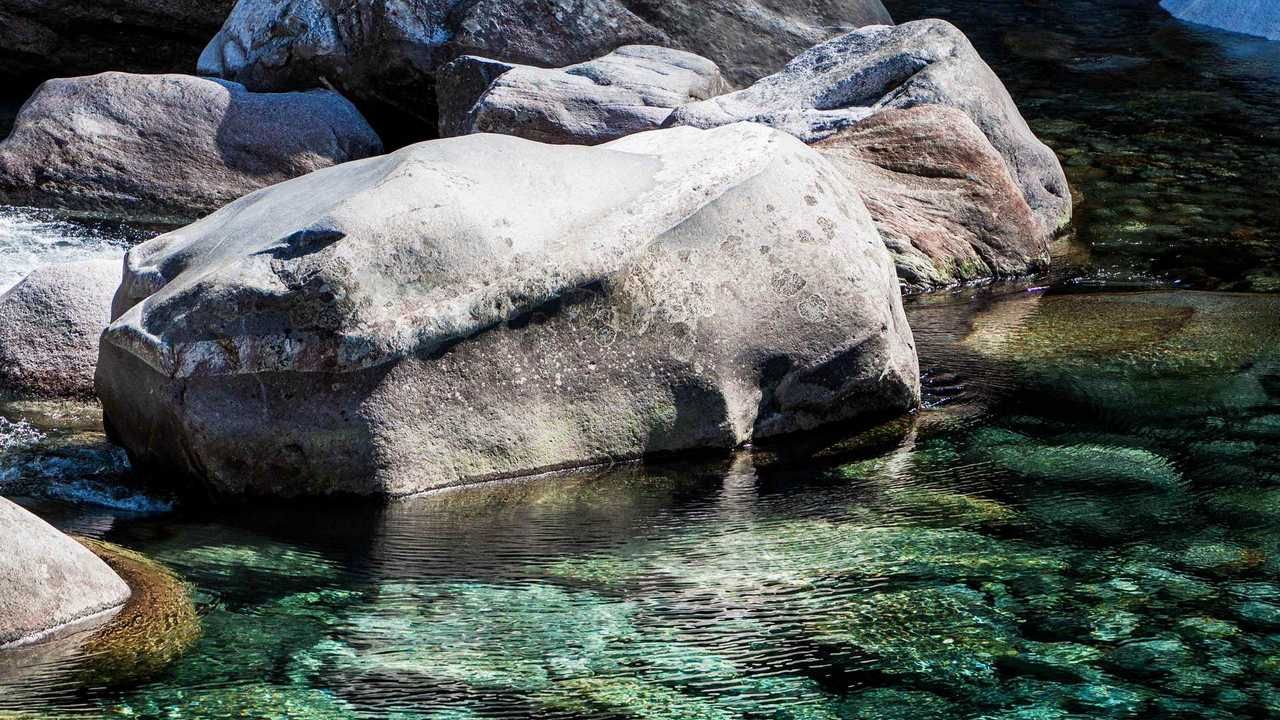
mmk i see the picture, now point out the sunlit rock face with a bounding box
[665,20,1072,240]
[1161,0,1280,41]
[96,123,920,499]
[0,73,383,223]
[438,46,729,145]
[197,0,892,139]
[0,497,130,648]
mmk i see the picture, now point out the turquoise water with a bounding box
[3,287,1280,718]
[2,0,1280,717]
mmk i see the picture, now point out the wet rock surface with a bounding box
[0,72,382,223]
[96,124,919,498]
[1161,0,1280,41]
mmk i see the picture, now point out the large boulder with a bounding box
[0,497,131,648]
[1161,0,1280,41]
[0,0,235,87]
[0,259,121,399]
[0,72,383,223]
[96,123,920,499]
[665,20,1071,238]
[197,0,891,140]
[438,45,728,145]
[814,106,1049,289]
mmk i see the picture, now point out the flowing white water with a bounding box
[0,206,142,293]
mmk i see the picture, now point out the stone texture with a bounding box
[665,20,1072,237]
[1161,0,1280,41]
[439,45,728,145]
[0,0,235,86]
[97,123,920,499]
[814,106,1049,289]
[0,497,131,648]
[0,259,121,399]
[197,0,891,139]
[0,72,383,223]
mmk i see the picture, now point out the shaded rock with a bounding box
[814,106,1049,289]
[0,0,235,86]
[96,124,919,498]
[0,497,131,647]
[198,0,891,141]
[1107,638,1192,676]
[0,260,119,399]
[665,20,1072,237]
[0,72,382,223]
[439,45,728,145]
[1161,0,1280,41]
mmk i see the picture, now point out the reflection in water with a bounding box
[2,288,1279,717]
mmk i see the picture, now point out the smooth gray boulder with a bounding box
[665,20,1072,237]
[197,0,891,138]
[0,259,121,399]
[0,0,235,86]
[814,106,1049,289]
[0,497,131,648]
[1161,0,1279,41]
[97,123,920,499]
[439,45,729,145]
[0,72,383,223]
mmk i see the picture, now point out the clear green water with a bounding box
[2,0,1280,717]
[4,287,1280,718]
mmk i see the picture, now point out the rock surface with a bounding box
[814,106,1049,289]
[198,0,891,139]
[0,72,383,223]
[439,45,728,145]
[665,20,1071,237]
[97,123,920,499]
[0,259,121,399]
[0,0,235,86]
[1161,0,1280,41]
[0,497,131,648]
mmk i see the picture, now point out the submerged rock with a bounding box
[665,20,1072,238]
[199,0,891,138]
[0,73,382,223]
[1161,0,1280,41]
[439,46,728,145]
[815,106,1050,289]
[0,260,119,399]
[0,497,130,648]
[96,124,919,498]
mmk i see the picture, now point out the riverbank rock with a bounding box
[0,72,382,223]
[814,106,1049,289]
[665,20,1072,237]
[0,0,235,87]
[438,46,728,145]
[0,497,131,648]
[96,123,919,499]
[197,0,891,142]
[1161,0,1280,41]
[0,259,120,399]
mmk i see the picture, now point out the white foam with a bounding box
[0,206,140,294]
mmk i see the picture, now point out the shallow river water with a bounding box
[2,0,1280,718]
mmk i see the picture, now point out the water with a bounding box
[0,206,146,293]
[2,0,1280,717]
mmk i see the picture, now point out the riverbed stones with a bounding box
[96,123,920,499]
[0,0,235,86]
[0,259,120,399]
[439,46,728,145]
[665,19,1072,237]
[0,497,131,647]
[1161,0,1280,41]
[0,72,382,223]
[198,0,892,139]
[814,106,1050,289]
